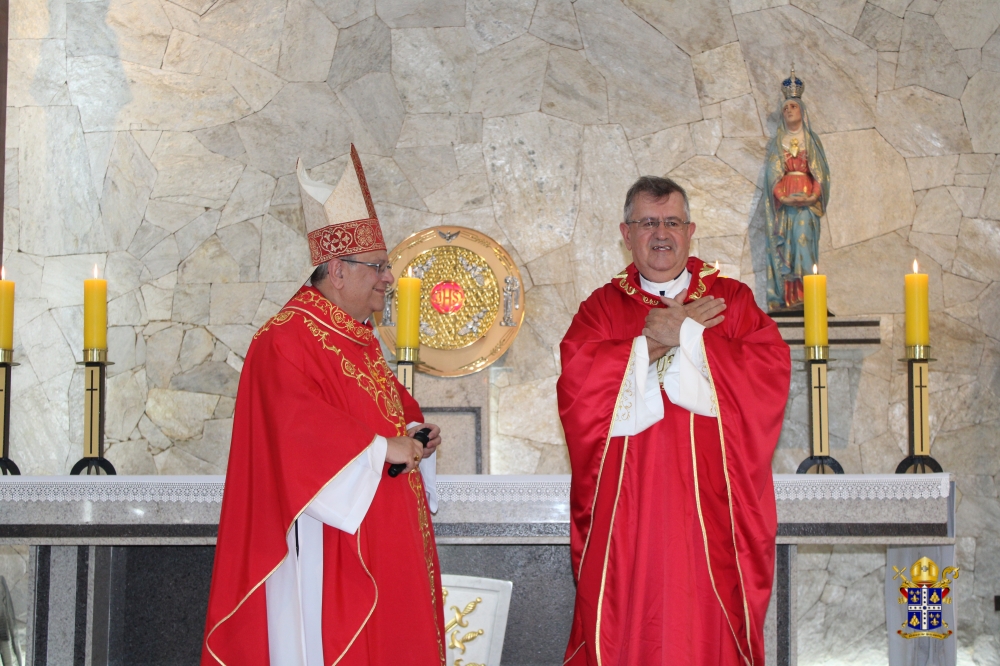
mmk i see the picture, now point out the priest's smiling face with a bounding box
[619,191,696,283]
[318,250,393,322]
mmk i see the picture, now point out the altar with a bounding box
[0,473,952,666]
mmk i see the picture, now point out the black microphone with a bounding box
[388,427,431,478]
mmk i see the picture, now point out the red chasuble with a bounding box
[559,258,790,666]
[202,286,446,665]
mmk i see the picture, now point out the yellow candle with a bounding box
[84,265,107,350]
[396,273,421,349]
[0,267,13,350]
[905,260,929,347]
[803,266,828,347]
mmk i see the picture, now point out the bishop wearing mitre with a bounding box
[202,146,447,666]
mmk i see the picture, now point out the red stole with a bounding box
[202,286,446,665]
[558,258,790,665]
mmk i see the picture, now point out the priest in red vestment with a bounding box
[202,146,446,666]
[559,176,791,665]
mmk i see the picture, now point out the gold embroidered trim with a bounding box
[563,641,585,665]
[702,338,755,664]
[689,413,751,666]
[253,310,294,339]
[292,290,373,345]
[595,436,629,666]
[204,444,372,665]
[577,344,636,580]
[331,524,380,665]
[409,471,446,664]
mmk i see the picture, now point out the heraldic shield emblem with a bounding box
[893,556,959,639]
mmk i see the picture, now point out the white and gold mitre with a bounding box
[297,144,386,265]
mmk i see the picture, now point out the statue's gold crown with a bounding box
[910,557,939,585]
[782,66,804,99]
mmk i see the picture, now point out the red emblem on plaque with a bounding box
[430,282,465,314]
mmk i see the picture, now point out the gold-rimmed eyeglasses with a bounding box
[341,259,393,275]
[626,217,691,231]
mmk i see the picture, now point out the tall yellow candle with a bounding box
[905,259,929,347]
[84,265,107,349]
[0,267,14,350]
[803,265,828,347]
[395,272,421,349]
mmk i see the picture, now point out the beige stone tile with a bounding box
[391,27,476,113]
[529,0,582,49]
[691,42,751,107]
[934,0,1000,51]
[625,0,737,56]
[824,130,915,248]
[731,0,788,14]
[716,136,769,185]
[394,145,458,199]
[376,0,464,28]
[955,174,989,187]
[854,3,903,51]
[896,11,967,99]
[465,0,534,53]
[199,0,284,72]
[791,0,867,34]
[876,85,973,157]
[948,185,984,217]
[575,0,701,137]
[540,47,608,125]
[339,71,406,155]
[10,0,66,39]
[151,132,244,208]
[962,71,1000,153]
[162,30,234,77]
[8,38,71,108]
[170,361,241,397]
[219,167,276,228]
[397,113,458,147]
[690,117,723,155]
[877,52,897,93]
[179,236,239,283]
[906,154,959,190]
[669,155,756,238]
[315,0,374,28]
[259,215,312,282]
[498,375,563,446]
[629,126,696,177]
[210,282,266,325]
[278,0,339,82]
[721,93,763,138]
[943,272,990,307]
[327,15,390,90]
[483,113,583,263]
[470,34,549,118]
[489,433,541,474]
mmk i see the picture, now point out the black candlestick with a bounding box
[70,349,116,475]
[388,428,431,478]
[0,349,19,475]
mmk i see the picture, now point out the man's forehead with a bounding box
[344,250,389,262]
[633,191,686,216]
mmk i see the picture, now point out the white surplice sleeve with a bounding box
[610,336,665,437]
[662,318,716,417]
[301,435,387,534]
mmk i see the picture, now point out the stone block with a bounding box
[105,0,173,68]
[731,0,789,13]
[314,0,374,27]
[668,156,756,238]
[948,185,984,217]
[68,57,251,133]
[391,27,476,113]
[498,375,563,446]
[179,236,240,284]
[219,167,276,228]
[909,230,957,270]
[18,106,104,255]
[210,283,266,325]
[105,439,156,475]
[853,3,903,51]
[101,133,157,252]
[179,327,214,373]
[172,283,211,324]
[540,47,608,125]
[624,0,737,56]
[278,0,339,82]
[11,384,71,475]
[393,145,458,199]
[106,252,145,299]
[529,0,582,49]
[981,163,1000,220]
[470,35,549,118]
[955,174,989,187]
[823,129,915,248]
[217,220,262,269]
[150,132,245,208]
[105,369,148,441]
[984,31,1000,72]
[721,94,763,138]
[162,30,234,77]
[140,236,181,281]
[962,71,1000,153]
[397,113,458,147]
[575,0,701,138]
[259,215,312,282]
[170,361,241,398]
[10,0,66,39]
[375,0,464,28]
[876,85,973,157]
[877,52,897,93]
[716,136,769,185]
[465,0,534,53]
[338,72,406,155]
[955,217,1000,282]
[896,10,968,99]
[691,42,752,107]
[198,0,284,72]
[41,254,105,309]
[629,126,696,178]
[145,200,208,234]
[690,118,723,155]
[795,0,868,33]
[735,5,877,134]
[424,173,491,214]
[177,210,220,261]
[146,388,220,440]
[207,324,258,358]
[483,113,583,263]
[912,187,963,235]
[906,154,959,190]
[934,0,1000,51]
[20,311,77,384]
[227,54,284,114]
[326,15,390,91]
[7,38,70,108]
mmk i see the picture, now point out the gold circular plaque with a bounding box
[375,226,525,377]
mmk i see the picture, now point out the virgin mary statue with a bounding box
[764,69,831,312]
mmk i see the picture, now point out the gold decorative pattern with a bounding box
[409,472,446,664]
[292,289,373,345]
[253,310,294,339]
[376,226,524,377]
[405,246,500,351]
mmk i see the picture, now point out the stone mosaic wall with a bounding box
[4,0,1000,661]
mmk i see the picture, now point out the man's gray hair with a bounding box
[623,176,691,223]
[309,260,329,285]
